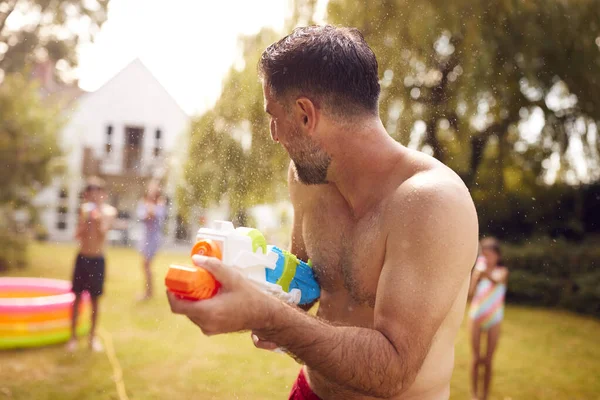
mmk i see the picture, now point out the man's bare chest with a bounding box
[301,195,387,308]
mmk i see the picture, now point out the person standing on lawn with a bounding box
[469,237,509,400]
[136,180,167,301]
[67,176,116,352]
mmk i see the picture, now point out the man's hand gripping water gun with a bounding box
[165,220,320,306]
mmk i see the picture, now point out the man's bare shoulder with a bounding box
[394,164,475,214]
[384,165,478,260]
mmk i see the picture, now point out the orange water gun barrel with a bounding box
[164,239,222,300]
[190,240,222,260]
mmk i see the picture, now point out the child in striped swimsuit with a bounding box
[468,238,509,400]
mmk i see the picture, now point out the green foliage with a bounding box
[0,73,64,204]
[0,0,109,269]
[180,29,290,224]
[503,238,600,317]
[0,73,64,269]
[0,229,28,270]
[180,2,321,223]
[183,0,600,236]
[0,0,110,81]
[478,182,600,241]
[327,0,600,186]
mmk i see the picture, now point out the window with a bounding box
[56,206,68,230]
[57,188,69,230]
[154,129,162,157]
[124,126,144,170]
[106,125,113,154]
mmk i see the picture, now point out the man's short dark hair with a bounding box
[258,25,380,117]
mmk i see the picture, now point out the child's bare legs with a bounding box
[482,324,501,400]
[89,296,103,351]
[66,294,81,351]
[470,322,483,400]
[139,257,153,300]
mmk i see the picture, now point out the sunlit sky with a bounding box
[75,0,298,116]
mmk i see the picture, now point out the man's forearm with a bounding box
[256,301,407,398]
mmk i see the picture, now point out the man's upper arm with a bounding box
[373,176,478,389]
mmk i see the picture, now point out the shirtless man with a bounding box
[67,176,116,351]
[167,25,479,399]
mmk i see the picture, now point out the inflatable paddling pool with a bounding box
[0,278,91,350]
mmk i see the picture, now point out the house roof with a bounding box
[32,57,189,118]
[84,57,189,118]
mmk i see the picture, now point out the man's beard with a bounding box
[291,144,331,185]
[293,160,329,185]
[286,122,331,185]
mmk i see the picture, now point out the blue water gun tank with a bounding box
[266,246,320,305]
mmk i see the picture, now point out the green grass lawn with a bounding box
[1,243,599,400]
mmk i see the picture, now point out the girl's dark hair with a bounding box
[480,237,505,266]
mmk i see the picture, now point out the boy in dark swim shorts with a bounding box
[66,177,116,352]
[71,254,106,298]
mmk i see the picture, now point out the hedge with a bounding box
[502,238,600,318]
[476,183,600,243]
[0,231,28,271]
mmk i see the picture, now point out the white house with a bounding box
[34,58,191,245]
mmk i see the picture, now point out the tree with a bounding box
[180,1,319,225]
[182,0,600,237]
[0,73,64,269]
[0,0,110,268]
[0,0,109,81]
[326,0,600,190]
[179,29,289,226]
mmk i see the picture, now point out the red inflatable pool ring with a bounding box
[0,277,91,349]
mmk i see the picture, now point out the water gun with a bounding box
[80,202,99,220]
[165,220,320,305]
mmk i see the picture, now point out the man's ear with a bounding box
[295,97,318,134]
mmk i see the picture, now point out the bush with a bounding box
[477,183,600,243]
[33,224,49,242]
[502,238,600,318]
[506,270,565,307]
[0,231,28,271]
